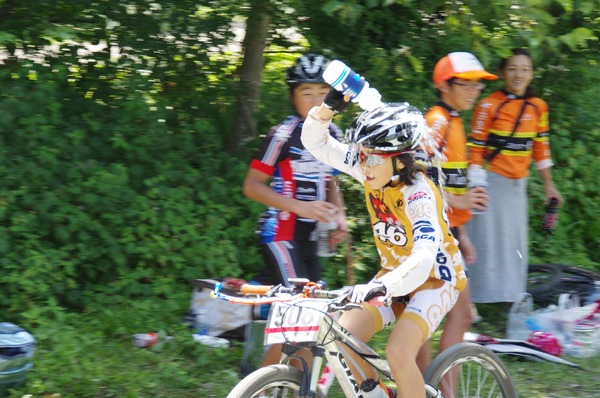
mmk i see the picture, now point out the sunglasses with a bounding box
[451,81,486,91]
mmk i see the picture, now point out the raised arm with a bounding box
[302,103,365,183]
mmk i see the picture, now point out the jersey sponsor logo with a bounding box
[407,191,430,204]
[505,141,533,151]
[473,104,490,132]
[406,304,422,314]
[521,113,534,121]
[413,220,436,243]
[408,201,434,220]
[282,181,293,198]
[297,187,317,194]
[344,148,358,166]
[374,221,408,246]
[291,158,333,175]
[446,174,467,186]
[335,352,361,394]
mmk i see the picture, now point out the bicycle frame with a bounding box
[216,282,516,398]
[290,312,393,397]
[268,298,441,397]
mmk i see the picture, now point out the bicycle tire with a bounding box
[556,264,599,283]
[226,364,326,398]
[528,264,600,306]
[424,342,518,398]
[527,263,564,299]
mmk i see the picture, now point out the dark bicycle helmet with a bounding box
[286,54,329,87]
[346,102,427,152]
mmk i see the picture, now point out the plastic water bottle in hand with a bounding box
[468,165,488,215]
[323,60,383,111]
[316,219,337,257]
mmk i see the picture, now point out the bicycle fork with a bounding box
[281,343,326,398]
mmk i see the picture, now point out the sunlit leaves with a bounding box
[559,27,596,50]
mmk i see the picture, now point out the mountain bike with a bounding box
[528,263,600,306]
[212,279,518,398]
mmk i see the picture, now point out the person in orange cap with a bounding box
[417,52,497,377]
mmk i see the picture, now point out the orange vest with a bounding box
[425,103,471,227]
[469,90,552,178]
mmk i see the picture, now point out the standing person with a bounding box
[243,54,348,370]
[467,48,563,307]
[302,97,467,398]
[417,52,496,372]
[242,53,348,288]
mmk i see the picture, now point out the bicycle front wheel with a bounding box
[424,342,518,398]
[226,364,326,398]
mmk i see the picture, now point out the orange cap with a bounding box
[433,52,498,86]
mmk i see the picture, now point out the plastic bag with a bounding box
[507,293,578,341]
[506,293,534,340]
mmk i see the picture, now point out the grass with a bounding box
[3,301,600,398]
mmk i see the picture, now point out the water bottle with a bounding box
[322,60,383,111]
[316,219,337,257]
[132,332,173,348]
[541,198,559,233]
[132,332,158,348]
[467,165,488,215]
[360,378,389,398]
[585,281,600,305]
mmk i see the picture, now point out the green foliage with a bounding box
[5,301,600,397]
[0,1,263,322]
[0,0,598,375]
[5,304,243,398]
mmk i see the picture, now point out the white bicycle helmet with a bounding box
[346,102,427,153]
[286,54,329,87]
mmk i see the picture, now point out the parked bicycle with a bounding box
[212,279,518,398]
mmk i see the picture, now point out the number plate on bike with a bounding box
[264,300,329,345]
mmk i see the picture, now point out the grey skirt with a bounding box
[466,172,528,303]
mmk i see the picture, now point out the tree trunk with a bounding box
[229,1,271,152]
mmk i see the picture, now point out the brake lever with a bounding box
[328,302,362,312]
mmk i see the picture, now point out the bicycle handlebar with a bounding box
[240,284,274,296]
[216,282,392,308]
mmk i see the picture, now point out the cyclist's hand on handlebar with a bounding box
[349,281,387,303]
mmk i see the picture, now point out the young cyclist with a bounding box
[243,53,348,368]
[416,52,496,372]
[302,96,467,398]
[242,53,348,287]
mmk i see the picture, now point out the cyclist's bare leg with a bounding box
[336,307,380,383]
[415,337,432,372]
[260,343,313,369]
[387,319,425,398]
[260,344,283,367]
[439,284,472,353]
[416,284,473,372]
